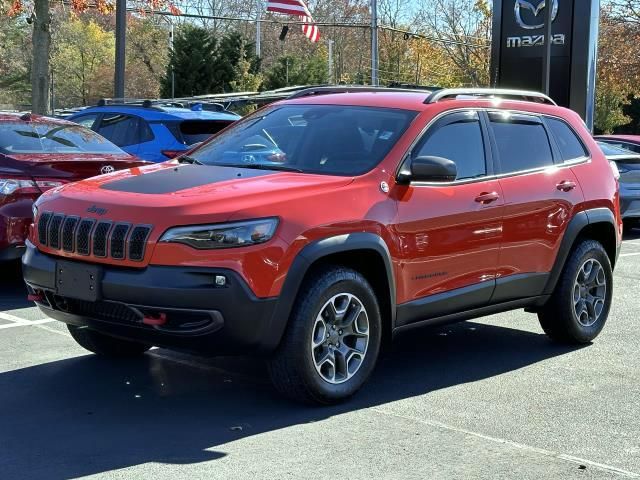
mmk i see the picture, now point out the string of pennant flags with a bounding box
[266,0,320,43]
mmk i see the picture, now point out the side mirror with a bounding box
[397,156,457,183]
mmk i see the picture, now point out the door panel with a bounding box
[395,179,504,308]
[496,168,583,278]
[393,110,503,322]
[487,110,585,301]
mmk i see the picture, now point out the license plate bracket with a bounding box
[55,261,102,302]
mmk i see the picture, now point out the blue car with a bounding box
[68,102,241,162]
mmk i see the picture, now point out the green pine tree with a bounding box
[161,24,218,98]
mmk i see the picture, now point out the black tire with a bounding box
[268,266,382,405]
[67,325,151,357]
[538,240,613,344]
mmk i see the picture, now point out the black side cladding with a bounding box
[100,165,276,194]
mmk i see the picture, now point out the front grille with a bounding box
[129,226,152,261]
[38,212,52,245]
[76,219,94,255]
[48,214,64,249]
[36,212,152,262]
[62,216,79,252]
[62,298,141,324]
[92,222,112,258]
[110,224,130,260]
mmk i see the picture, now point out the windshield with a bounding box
[0,122,126,155]
[188,105,417,176]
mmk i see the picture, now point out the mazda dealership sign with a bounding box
[491,0,600,128]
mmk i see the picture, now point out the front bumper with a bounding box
[22,241,280,355]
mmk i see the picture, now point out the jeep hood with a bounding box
[37,162,354,224]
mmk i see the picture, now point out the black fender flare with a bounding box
[543,207,617,295]
[263,233,396,352]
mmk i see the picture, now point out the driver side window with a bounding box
[414,111,487,180]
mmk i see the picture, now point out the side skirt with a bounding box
[393,295,550,337]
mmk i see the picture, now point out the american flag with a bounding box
[266,0,320,43]
[301,15,320,43]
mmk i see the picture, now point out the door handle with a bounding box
[475,192,500,204]
[556,180,577,192]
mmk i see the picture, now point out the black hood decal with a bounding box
[101,164,276,194]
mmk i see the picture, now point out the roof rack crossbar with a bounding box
[288,85,435,100]
[424,88,557,105]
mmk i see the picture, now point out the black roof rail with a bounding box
[424,88,557,105]
[96,98,167,110]
[288,85,436,100]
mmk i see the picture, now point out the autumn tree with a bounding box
[413,0,491,86]
[125,16,169,99]
[2,0,178,114]
[52,18,115,107]
[0,15,31,107]
[594,8,640,133]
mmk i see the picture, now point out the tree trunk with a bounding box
[31,0,51,114]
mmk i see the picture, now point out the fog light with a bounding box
[215,275,226,286]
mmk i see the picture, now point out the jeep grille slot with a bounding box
[76,219,95,255]
[35,213,152,261]
[61,217,79,252]
[37,212,52,246]
[110,224,130,260]
[92,222,112,258]
[48,214,64,249]
[128,226,151,261]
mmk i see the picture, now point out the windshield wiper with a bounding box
[177,155,202,165]
[209,162,303,173]
[238,163,304,173]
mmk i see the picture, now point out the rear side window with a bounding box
[546,117,588,161]
[73,114,99,129]
[414,111,486,180]
[489,112,554,173]
[164,120,234,146]
[97,114,153,147]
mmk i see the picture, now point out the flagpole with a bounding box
[256,0,262,58]
[371,0,379,86]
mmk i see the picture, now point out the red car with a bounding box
[0,113,149,261]
[23,87,622,403]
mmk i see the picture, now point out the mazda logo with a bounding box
[100,165,115,174]
[515,0,558,30]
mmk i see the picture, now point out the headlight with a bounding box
[159,218,279,250]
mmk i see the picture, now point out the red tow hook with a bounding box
[28,293,44,303]
[142,313,167,326]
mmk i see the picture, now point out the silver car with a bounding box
[598,141,640,225]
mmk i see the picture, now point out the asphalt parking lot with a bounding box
[2,231,640,480]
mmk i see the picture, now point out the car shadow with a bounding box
[0,260,30,311]
[0,320,582,479]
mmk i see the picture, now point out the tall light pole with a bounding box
[371,0,379,86]
[114,0,126,99]
[328,39,334,84]
[256,0,262,58]
[170,21,175,98]
[541,0,553,95]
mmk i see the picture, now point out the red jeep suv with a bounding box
[23,87,622,404]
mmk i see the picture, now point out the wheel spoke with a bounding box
[573,257,607,327]
[311,292,370,385]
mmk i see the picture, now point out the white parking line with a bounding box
[0,311,54,329]
[372,408,640,478]
[0,319,55,329]
[620,252,640,258]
